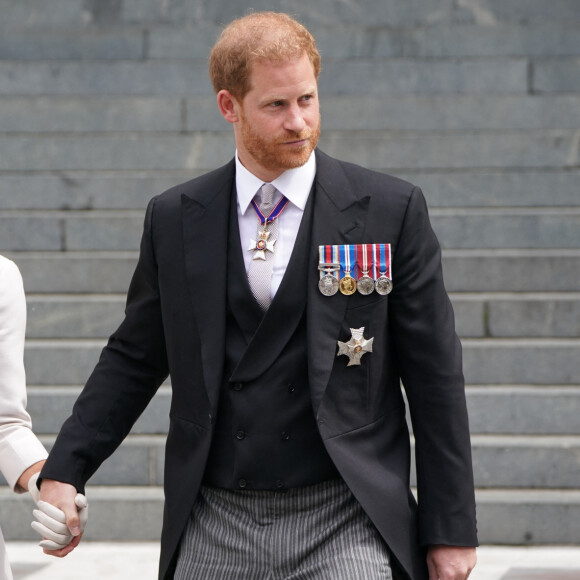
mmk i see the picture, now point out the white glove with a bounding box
[29,473,89,550]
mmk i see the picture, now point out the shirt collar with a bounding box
[235,151,316,215]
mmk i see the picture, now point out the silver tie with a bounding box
[248,183,278,310]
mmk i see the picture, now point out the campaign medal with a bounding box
[375,243,393,295]
[356,244,375,295]
[318,245,340,296]
[337,326,374,366]
[248,195,290,261]
[338,244,357,295]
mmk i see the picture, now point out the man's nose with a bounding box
[284,105,306,133]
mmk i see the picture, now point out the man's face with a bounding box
[233,53,321,182]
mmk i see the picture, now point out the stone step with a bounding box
[0,58,531,97]
[1,130,578,172]
[466,385,580,435]
[19,337,580,387]
[5,22,578,61]
[6,250,580,294]
[2,208,579,252]
[22,383,580,438]
[2,431,577,489]
[19,292,580,340]
[1,169,578,210]
[2,485,579,543]
[452,293,580,339]
[2,95,580,133]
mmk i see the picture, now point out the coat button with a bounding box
[276,480,285,489]
[236,429,246,440]
[280,431,290,441]
[238,478,247,489]
[232,382,244,391]
[287,383,296,393]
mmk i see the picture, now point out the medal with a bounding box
[356,244,375,295]
[375,243,393,295]
[338,244,357,295]
[337,326,374,366]
[249,194,289,261]
[318,246,340,296]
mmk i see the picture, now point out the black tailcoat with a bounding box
[41,150,478,580]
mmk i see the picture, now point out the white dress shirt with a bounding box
[235,152,316,299]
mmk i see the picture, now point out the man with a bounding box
[37,11,478,580]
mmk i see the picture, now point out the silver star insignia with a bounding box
[337,327,374,366]
[248,230,276,261]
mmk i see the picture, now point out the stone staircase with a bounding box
[1,0,579,544]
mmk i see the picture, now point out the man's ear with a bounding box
[217,90,240,123]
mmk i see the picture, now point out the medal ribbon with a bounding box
[355,244,373,280]
[250,195,290,226]
[377,243,392,278]
[319,245,340,281]
[339,244,355,279]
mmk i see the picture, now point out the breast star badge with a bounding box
[249,229,275,260]
[337,327,374,366]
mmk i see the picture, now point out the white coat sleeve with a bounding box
[0,256,47,492]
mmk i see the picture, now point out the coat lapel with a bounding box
[181,161,235,414]
[307,150,370,414]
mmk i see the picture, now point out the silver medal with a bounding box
[375,275,393,295]
[357,274,375,295]
[319,273,339,296]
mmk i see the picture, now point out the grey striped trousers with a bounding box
[174,479,392,579]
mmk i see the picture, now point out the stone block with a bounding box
[0,61,213,96]
[0,97,182,132]
[201,0,455,28]
[319,58,528,95]
[462,339,580,384]
[148,24,222,59]
[0,173,196,210]
[0,0,90,28]
[0,29,144,60]
[0,216,61,251]
[442,251,580,292]
[467,386,580,435]
[65,214,143,251]
[476,489,580,544]
[456,0,580,25]
[471,435,580,488]
[319,130,578,171]
[26,296,126,338]
[0,134,233,171]
[488,297,580,338]
[390,24,580,58]
[401,170,580,208]
[23,340,105,385]
[7,252,138,293]
[430,211,580,249]
[185,97,234,131]
[534,58,580,93]
[449,297,485,338]
[321,95,580,131]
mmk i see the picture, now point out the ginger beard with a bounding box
[238,108,321,174]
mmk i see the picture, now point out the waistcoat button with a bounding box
[287,383,296,392]
[280,431,290,441]
[236,430,246,440]
[232,382,244,391]
[238,478,247,488]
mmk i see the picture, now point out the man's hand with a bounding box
[426,545,477,580]
[31,478,88,557]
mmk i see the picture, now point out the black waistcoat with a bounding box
[203,183,338,491]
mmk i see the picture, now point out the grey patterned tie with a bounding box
[248,183,278,310]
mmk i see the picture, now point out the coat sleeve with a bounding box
[40,198,169,493]
[388,187,478,547]
[0,256,47,492]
